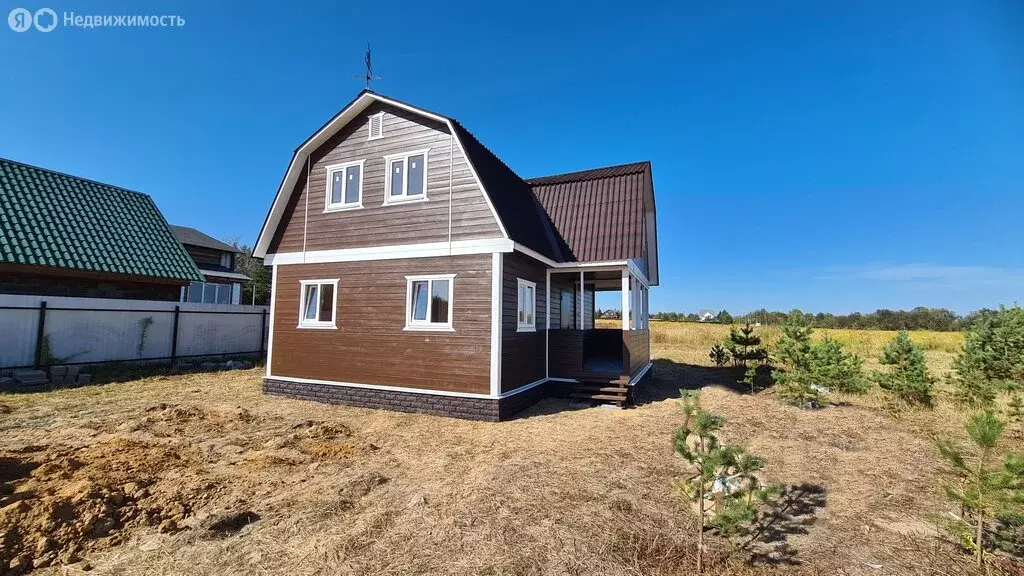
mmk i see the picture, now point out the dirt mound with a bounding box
[0,439,212,574]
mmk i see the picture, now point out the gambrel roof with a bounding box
[253,90,658,284]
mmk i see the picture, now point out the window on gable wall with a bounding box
[384,149,429,203]
[405,274,454,331]
[298,279,338,329]
[517,278,536,332]
[325,161,364,211]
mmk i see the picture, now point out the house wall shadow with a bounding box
[633,359,766,405]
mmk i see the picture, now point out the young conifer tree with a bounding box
[672,390,775,573]
[937,411,1024,566]
[772,323,824,407]
[872,330,935,408]
[725,323,768,368]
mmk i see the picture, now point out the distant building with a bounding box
[0,158,203,301]
[698,310,716,322]
[170,226,250,305]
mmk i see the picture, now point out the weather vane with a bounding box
[355,42,382,89]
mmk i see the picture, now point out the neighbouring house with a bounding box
[698,310,715,322]
[170,225,251,305]
[253,90,659,421]
[0,158,203,301]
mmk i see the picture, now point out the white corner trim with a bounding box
[265,238,513,266]
[490,252,502,396]
[497,377,547,399]
[629,361,653,386]
[511,242,651,286]
[323,159,365,212]
[265,264,278,377]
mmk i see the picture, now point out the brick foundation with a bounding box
[262,378,549,421]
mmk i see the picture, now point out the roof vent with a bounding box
[368,112,383,140]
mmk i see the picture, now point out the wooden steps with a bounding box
[569,375,630,407]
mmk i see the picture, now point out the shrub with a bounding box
[709,344,729,367]
[810,336,869,395]
[936,411,1024,567]
[725,323,769,368]
[671,390,777,573]
[772,325,867,405]
[952,306,1024,407]
[872,330,935,408]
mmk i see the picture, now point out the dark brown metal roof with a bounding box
[526,162,652,264]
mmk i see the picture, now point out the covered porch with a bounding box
[546,264,650,386]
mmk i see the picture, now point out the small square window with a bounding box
[383,149,430,203]
[405,274,455,331]
[298,279,338,329]
[324,161,364,211]
[517,278,537,332]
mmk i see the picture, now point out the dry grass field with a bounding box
[1,322,1016,576]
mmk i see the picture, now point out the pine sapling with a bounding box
[709,344,729,367]
[936,411,1024,566]
[810,336,869,395]
[672,390,777,572]
[725,324,768,368]
[872,330,935,409]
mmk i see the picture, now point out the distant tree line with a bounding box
[647,307,1002,332]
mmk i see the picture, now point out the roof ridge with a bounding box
[0,157,152,199]
[525,160,651,184]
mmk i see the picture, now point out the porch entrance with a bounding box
[547,267,650,406]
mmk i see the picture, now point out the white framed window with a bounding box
[219,252,232,269]
[404,274,454,331]
[186,281,233,304]
[324,160,365,211]
[517,278,536,332]
[297,279,339,329]
[367,111,384,140]
[383,149,430,204]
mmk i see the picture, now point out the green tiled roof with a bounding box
[0,158,204,282]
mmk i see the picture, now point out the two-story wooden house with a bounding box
[254,91,658,420]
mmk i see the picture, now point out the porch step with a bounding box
[569,392,627,403]
[574,384,629,394]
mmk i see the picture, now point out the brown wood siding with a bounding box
[269,255,491,394]
[184,245,230,270]
[500,253,548,393]
[268,102,502,254]
[626,329,650,378]
[549,330,583,380]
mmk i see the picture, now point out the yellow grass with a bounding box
[0,322,1001,576]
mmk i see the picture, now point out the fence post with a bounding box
[259,308,267,356]
[33,300,47,369]
[170,305,180,365]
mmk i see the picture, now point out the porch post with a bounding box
[579,270,585,329]
[621,268,631,331]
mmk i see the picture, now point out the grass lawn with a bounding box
[0,323,1011,575]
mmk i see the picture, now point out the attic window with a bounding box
[367,112,384,140]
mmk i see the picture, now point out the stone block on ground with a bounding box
[75,374,92,385]
[0,377,14,388]
[64,366,80,385]
[239,360,254,369]
[12,370,48,386]
[49,366,67,381]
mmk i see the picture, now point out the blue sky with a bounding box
[2,0,1022,314]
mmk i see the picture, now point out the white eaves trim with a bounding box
[265,238,514,266]
[511,242,651,288]
[253,91,509,258]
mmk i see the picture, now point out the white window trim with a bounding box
[517,278,537,332]
[383,148,430,204]
[297,278,339,329]
[324,160,366,212]
[404,273,455,332]
[367,111,384,141]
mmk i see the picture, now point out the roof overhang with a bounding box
[252,91,508,258]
